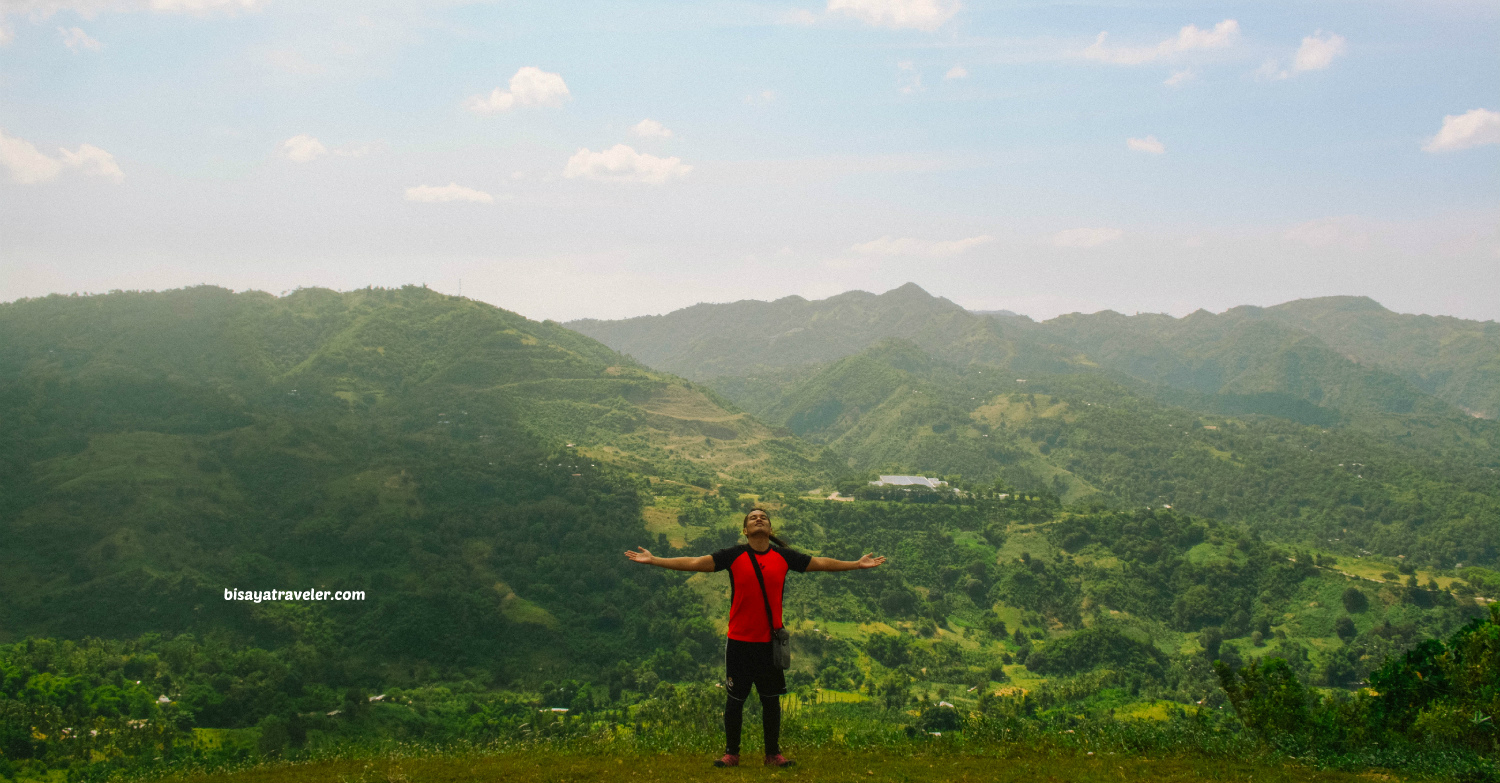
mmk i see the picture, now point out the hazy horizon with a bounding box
[4,280,1492,326]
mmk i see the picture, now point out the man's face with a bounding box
[745,511,771,536]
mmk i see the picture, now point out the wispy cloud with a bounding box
[563,144,691,185]
[1083,19,1238,65]
[1164,69,1195,87]
[404,183,494,203]
[58,25,100,51]
[896,60,922,95]
[1052,227,1122,248]
[4,0,262,17]
[465,67,570,114]
[1127,135,1165,154]
[280,134,375,162]
[851,234,993,257]
[1423,108,1500,153]
[826,0,959,32]
[0,129,122,184]
[1283,216,1368,249]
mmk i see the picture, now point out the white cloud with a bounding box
[58,25,99,51]
[1083,19,1238,65]
[632,119,673,139]
[1293,31,1346,72]
[563,144,691,185]
[281,134,326,163]
[1258,30,1346,80]
[1423,108,1500,153]
[1052,227,1123,248]
[1164,68,1195,87]
[826,0,959,32]
[57,143,123,181]
[465,67,570,114]
[851,234,993,257]
[944,65,967,80]
[1127,135,1165,154]
[0,130,122,184]
[0,131,63,184]
[404,182,494,204]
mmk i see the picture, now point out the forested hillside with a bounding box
[573,285,1500,569]
[0,286,828,658]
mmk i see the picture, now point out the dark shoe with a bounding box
[713,753,740,767]
[764,754,795,767]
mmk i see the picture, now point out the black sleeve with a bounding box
[778,546,813,573]
[710,546,742,572]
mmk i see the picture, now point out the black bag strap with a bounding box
[746,546,782,634]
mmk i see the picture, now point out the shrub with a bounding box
[1341,586,1368,613]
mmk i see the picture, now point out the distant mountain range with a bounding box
[570,284,1500,567]
[569,284,1499,420]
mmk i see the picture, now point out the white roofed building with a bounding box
[870,475,948,489]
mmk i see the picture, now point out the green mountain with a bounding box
[0,285,828,668]
[1250,296,1500,419]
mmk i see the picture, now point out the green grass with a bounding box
[157,747,1410,783]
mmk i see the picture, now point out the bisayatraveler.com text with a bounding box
[224,589,365,603]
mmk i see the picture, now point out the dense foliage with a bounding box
[1216,605,1500,763]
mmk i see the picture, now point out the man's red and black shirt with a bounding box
[710,544,812,642]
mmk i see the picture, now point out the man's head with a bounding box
[742,508,786,547]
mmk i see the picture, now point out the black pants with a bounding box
[724,638,784,756]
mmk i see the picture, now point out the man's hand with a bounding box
[625,549,713,572]
[808,553,887,572]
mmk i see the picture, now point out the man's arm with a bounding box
[806,553,886,572]
[624,546,714,572]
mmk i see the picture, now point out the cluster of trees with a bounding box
[1217,605,1500,759]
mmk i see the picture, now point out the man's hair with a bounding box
[743,507,788,548]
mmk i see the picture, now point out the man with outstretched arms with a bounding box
[626,507,886,768]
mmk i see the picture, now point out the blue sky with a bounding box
[2,0,1497,322]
